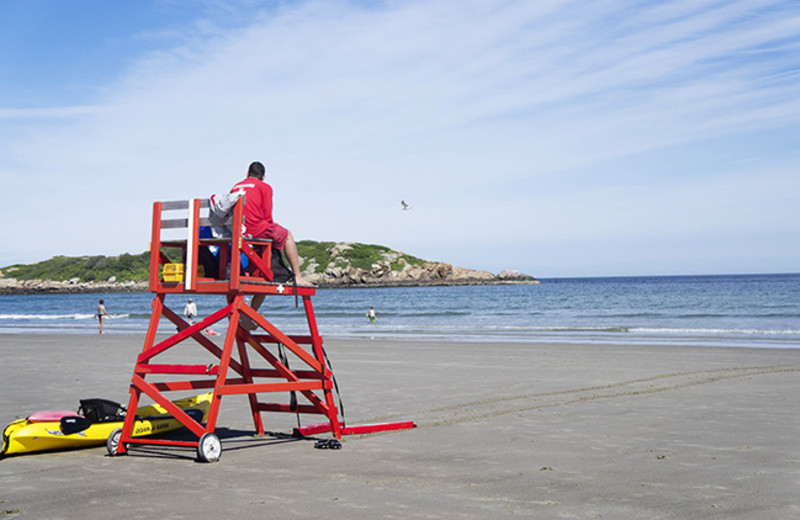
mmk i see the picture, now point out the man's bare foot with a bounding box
[239,316,258,331]
[294,274,314,287]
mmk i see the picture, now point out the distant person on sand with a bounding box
[96,299,110,334]
[182,297,217,335]
[184,298,197,325]
[367,306,377,323]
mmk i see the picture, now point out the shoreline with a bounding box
[2,334,799,519]
[0,328,797,351]
[0,278,539,295]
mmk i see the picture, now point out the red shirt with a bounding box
[230,177,273,238]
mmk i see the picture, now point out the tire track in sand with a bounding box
[362,364,800,429]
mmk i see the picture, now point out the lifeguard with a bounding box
[230,161,311,287]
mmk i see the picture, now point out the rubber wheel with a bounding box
[106,428,127,456]
[197,432,221,463]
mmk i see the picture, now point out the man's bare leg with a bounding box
[283,231,313,286]
[239,231,312,331]
[240,294,265,331]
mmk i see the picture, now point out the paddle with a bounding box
[60,416,92,435]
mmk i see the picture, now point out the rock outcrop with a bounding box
[303,244,538,288]
[0,242,538,294]
[0,277,147,295]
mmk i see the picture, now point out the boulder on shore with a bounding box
[0,278,147,295]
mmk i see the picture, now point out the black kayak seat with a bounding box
[78,399,126,423]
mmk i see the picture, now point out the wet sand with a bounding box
[1,333,799,519]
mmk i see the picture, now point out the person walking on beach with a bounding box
[96,299,110,334]
[367,306,377,323]
[182,297,217,334]
[184,298,197,325]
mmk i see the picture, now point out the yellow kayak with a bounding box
[1,393,212,457]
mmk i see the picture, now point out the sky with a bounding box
[0,0,798,278]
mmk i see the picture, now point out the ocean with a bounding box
[0,273,797,349]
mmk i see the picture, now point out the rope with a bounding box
[277,343,299,414]
[321,344,346,430]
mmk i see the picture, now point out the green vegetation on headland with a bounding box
[2,253,152,283]
[296,240,426,273]
[0,241,536,293]
[0,242,430,283]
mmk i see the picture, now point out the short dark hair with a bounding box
[248,161,265,179]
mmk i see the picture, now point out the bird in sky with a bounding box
[401,200,412,211]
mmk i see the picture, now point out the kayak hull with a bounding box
[2,393,212,456]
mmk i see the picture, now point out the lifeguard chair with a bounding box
[108,197,413,462]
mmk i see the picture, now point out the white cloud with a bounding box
[1,0,798,276]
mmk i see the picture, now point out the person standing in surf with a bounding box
[96,299,111,334]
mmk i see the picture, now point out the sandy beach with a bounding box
[1,333,799,519]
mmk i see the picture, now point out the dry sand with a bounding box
[1,333,799,519]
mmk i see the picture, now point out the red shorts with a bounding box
[261,222,288,250]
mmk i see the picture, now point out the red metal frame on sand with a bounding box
[112,198,414,460]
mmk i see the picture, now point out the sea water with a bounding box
[0,273,797,349]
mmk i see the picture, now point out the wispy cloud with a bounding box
[1,0,798,275]
[0,106,101,119]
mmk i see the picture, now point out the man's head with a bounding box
[248,161,266,180]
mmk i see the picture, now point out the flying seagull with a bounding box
[401,200,412,211]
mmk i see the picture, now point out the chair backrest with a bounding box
[158,199,212,230]
[151,198,246,291]
[148,197,275,294]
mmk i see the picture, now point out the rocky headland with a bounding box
[0,242,538,294]
[302,243,537,288]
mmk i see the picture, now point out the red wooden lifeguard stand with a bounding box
[107,197,413,462]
